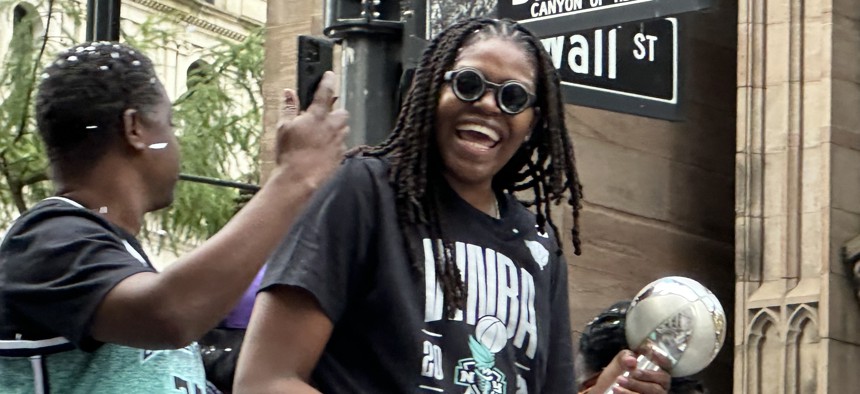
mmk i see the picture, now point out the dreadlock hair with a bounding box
[35,42,163,179]
[350,18,584,317]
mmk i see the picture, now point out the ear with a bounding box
[122,108,148,152]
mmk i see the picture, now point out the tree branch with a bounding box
[0,154,28,214]
[14,0,54,143]
[21,170,48,186]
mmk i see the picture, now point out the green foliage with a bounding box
[0,1,56,221]
[143,23,265,245]
[0,1,264,246]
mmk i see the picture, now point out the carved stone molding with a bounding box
[128,0,249,41]
[844,235,860,306]
[848,258,860,306]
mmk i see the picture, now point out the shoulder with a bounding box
[0,199,136,271]
[337,156,390,183]
[505,195,563,253]
[2,199,115,245]
[318,156,392,200]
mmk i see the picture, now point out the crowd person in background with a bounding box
[199,267,267,393]
[0,41,347,392]
[234,18,670,394]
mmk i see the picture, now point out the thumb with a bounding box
[280,88,299,122]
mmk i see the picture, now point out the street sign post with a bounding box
[86,0,121,41]
[540,17,680,119]
[498,0,712,36]
[496,0,713,119]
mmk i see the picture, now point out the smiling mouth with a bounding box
[456,124,500,149]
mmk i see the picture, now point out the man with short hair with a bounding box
[0,41,348,392]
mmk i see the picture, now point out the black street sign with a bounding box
[499,0,712,36]
[540,18,680,119]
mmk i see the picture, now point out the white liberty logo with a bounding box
[524,240,549,270]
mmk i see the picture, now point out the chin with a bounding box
[150,194,175,212]
[444,163,496,187]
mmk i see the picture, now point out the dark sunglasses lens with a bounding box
[499,83,530,113]
[453,70,484,101]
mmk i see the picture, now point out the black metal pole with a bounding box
[324,0,404,147]
[178,174,260,192]
[86,0,121,42]
[340,35,401,146]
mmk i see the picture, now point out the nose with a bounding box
[474,88,502,115]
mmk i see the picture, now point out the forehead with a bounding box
[453,38,536,86]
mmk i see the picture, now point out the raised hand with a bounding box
[273,71,349,186]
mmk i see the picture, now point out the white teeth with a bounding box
[460,124,500,142]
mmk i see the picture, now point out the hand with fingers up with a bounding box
[272,71,349,189]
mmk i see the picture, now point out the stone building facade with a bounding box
[264,0,860,393]
[734,1,860,392]
[0,0,265,102]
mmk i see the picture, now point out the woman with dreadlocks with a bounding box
[235,18,670,394]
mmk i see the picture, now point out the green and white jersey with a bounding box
[0,198,206,393]
[0,342,205,394]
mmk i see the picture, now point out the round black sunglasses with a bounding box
[443,67,536,115]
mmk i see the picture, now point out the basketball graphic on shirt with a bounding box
[476,316,508,353]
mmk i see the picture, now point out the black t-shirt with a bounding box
[0,197,154,352]
[262,157,575,393]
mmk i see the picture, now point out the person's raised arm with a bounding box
[90,72,348,349]
[233,286,333,393]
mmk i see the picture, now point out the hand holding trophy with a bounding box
[605,276,727,393]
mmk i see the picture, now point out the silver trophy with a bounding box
[606,277,726,393]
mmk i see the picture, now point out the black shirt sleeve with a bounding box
[0,208,154,350]
[261,158,381,323]
[542,252,577,392]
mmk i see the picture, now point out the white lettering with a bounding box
[497,253,520,338]
[646,35,658,61]
[472,244,487,321]
[466,243,480,325]
[484,248,498,317]
[530,0,579,17]
[634,33,658,61]
[594,29,603,77]
[459,370,476,383]
[568,35,589,74]
[454,242,466,321]
[421,341,444,380]
[512,0,529,5]
[633,33,646,59]
[590,0,602,6]
[421,240,539,359]
[541,36,565,69]
[608,28,617,79]
[423,239,443,322]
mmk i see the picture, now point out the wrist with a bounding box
[265,164,322,197]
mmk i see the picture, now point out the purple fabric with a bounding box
[220,266,266,329]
